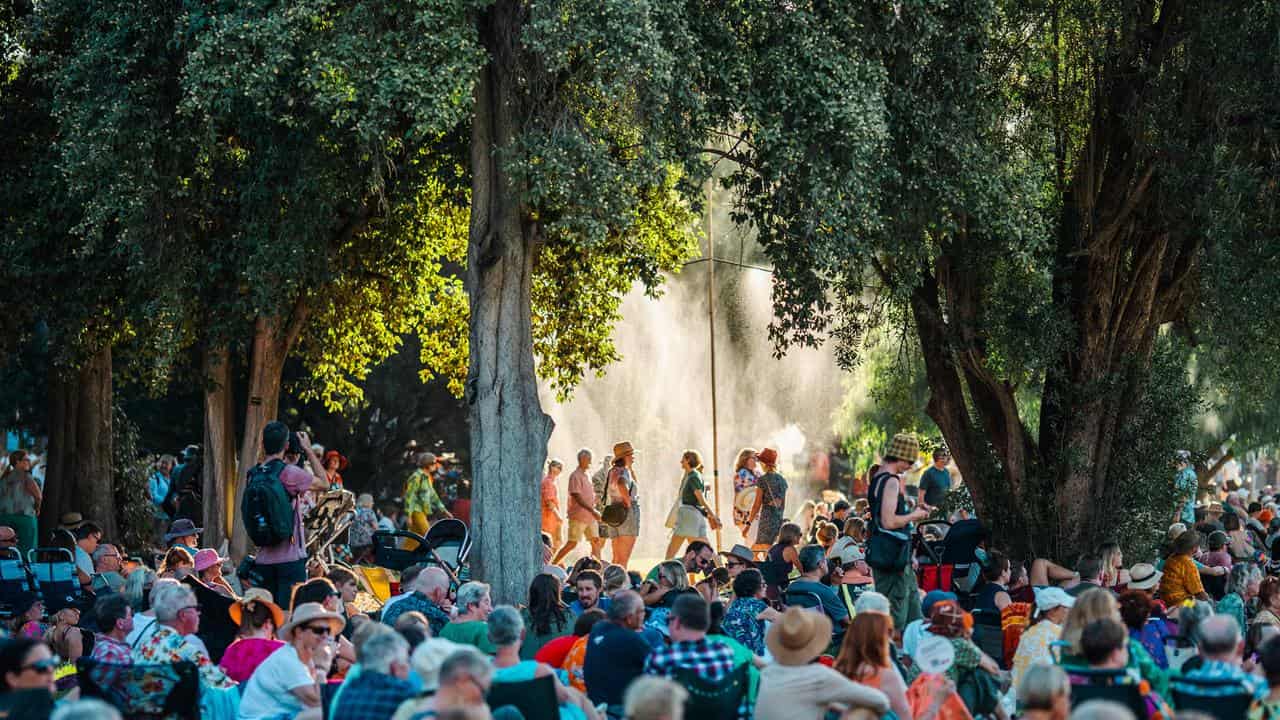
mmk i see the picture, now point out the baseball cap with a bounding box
[1034,586,1076,613]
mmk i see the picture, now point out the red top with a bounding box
[535,633,578,668]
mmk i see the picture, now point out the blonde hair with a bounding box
[1097,542,1123,586]
[816,522,838,545]
[624,676,688,720]
[1061,587,1120,654]
[656,561,690,591]
[734,448,757,473]
[681,450,704,473]
[603,564,629,593]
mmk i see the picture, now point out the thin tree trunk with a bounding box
[202,345,236,550]
[466,27,555,604]
[231,311,304,559]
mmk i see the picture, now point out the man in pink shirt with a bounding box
[253,422,329,608]
[554,449,604,563]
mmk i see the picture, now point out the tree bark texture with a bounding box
[466,4,556,605]
[40,346,115,540]
[231,309,305,559]
[202,345,236,550]
[913,6,1199,559]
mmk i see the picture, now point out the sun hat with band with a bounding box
[884,433,920,462]
[766,607,834,666]
[718,544,755,566]
[229,587,286,630]
[612,441,637,458]
[1127,563,1163,591]
[279,602,345,640]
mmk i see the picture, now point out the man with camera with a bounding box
[252,422,330,606]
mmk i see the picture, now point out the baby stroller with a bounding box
[423,519,471,582]
[915,519,989,606]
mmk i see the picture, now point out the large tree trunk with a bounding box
[466,9,555,605]
[202,345,237,551]
[41,346,115,539]
[231,310,305,559]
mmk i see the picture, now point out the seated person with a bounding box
[1076,617,1173,720]
[784,545,850,633]
[1171,614,1265,699]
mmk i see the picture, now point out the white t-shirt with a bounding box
[237,644,316,720]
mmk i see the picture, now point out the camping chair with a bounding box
[0,688,55,720]
[0,546,35,618]
[487,672,559,720]
[970,608,1004,667]
[77,657,200,719]
[674,662,750,720]
[1064,667,1150,719]
[181,575,237,664]
[1170,675,1255,719]
[27,547,81,612]
[356,565,393,603]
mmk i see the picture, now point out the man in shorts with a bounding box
[554,449,604,563]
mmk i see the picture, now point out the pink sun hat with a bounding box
[193,548,228,573]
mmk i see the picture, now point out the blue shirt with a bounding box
[1176,467,1198,524]
[379,591,451,637]
[583,620,652,707]
[330,670,417,720]
[786,579,849,623]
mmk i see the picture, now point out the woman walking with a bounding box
[745,447,788,546]
[0,450,40,554]
[665,450,721,559]
[732,448,761,543]
[542,459,565,546]
[602,441,641,569]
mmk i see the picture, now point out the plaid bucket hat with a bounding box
[884,433,920,462]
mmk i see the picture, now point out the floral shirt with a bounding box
[1011,620,1061,690]
[1174,658,1266,699]
[1218,592,1248,635]
[132,625,234,688]
[733,468,760,527]
[404,469,446,518]
[721,597,768,656]
[563,634,590,692]
[90,635,133,666]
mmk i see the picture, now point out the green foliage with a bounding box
[112,405,156,553]
[834,328,938,473]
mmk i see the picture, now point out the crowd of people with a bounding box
[5,425,1280,720]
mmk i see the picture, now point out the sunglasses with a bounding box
[696,556,714,568]
[726,560,746,569]
[22,658,58,674]
[303,624,332,636]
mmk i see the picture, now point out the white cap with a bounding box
[854,591,891,615]
[1034,586,1076,612]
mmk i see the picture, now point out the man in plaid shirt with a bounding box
[644,594,749,719]
[330,626,416,720]
[89,594,134,665]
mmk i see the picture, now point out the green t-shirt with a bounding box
[680,471,705,506]
[440,620,496,654]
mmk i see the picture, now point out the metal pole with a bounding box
[707,178,722,551]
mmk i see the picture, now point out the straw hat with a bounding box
[765,607,833,666]
[58,512,85,530]
[1127,563,1163,591]
[228,588,286,630]
[279,602,345,640]
[612,441,637,458]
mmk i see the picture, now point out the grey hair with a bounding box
[455,581,491,614]
[1197,614,1242,656]
[624,676,688,720]
[152,582,195,622]
[51,699,123,720]
[1018,664,1069,711]
[91,544,116,564]
[439,647,493,688]
[358,624,411,674]
[414,567,451,596]
[1070,700,1138,720]
[1226,563,1254,596]
[1179,600,1215,645]
[124,567,158,611]
[608,590,643,622]
[486,605,524,648]
[577,448,593,462]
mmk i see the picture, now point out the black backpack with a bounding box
[241,459,294,547]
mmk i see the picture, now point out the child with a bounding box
[349,493,378,563]
[1205,530,1234,569]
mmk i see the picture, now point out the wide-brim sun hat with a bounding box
[58,512,85,530]
[228,587,286,630]
[757,448,779,466]
[612,441,638,458]
[323,450,349,471]
[766,607,833,666]
[1128,563,1162,590]
[884,433,920,462]
[164,518,203,542]
[279,602,345,640]
[718,544,755,565]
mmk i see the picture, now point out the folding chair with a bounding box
[1170,675,1254,720]
[487,673,559,720]
[1064,667,1150,719]
[27,547,81,612]
[674,662,749,720]
[0,546,35,618]
[77,657,200,719]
